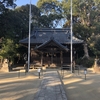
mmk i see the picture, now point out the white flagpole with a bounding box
[28,0,31,72]
[70,0,73,73]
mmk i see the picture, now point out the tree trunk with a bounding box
[82,43,89,59]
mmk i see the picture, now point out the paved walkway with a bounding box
[33,70,67,100]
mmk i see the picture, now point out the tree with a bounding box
[89,35,100,57]
[0,4,40,38]
[62,0,100,58]
[0,38,18,63]
[37,0,64,28]
[0,0,17,38]
[0,4,41,65]
[0,0,16,14]
[74,0,100,58]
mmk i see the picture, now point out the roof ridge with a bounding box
[35,28,70,30]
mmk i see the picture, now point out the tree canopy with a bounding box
[0,0,16,14]
[37,0,64,28]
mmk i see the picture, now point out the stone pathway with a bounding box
[33,70,67,100]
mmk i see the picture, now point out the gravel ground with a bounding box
[59,68,100,100]
[0,69,43,100]
[1,67,100,100]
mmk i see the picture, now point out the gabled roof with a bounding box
[19,28,83,44]
[35,37,69,51]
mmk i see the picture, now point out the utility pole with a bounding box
[70,0,73,73]
[28,0,31,72]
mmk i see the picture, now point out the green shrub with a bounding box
[76,58,94,68]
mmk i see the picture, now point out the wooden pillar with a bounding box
[41,52,43,67]
[51,54,53,64]
[60,51,63,67]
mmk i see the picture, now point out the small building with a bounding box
[19,28,83,68]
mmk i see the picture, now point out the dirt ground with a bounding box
[59,68,100,100]
[0,69,43,100]
[1,67,100,100]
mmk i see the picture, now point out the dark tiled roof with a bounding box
[19,28,83,44]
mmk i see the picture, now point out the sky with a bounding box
[15,0,62,7]
[15,0,38,6]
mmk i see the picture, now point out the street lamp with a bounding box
[28,0,32,72]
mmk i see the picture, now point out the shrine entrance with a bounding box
[35,38,69,67]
